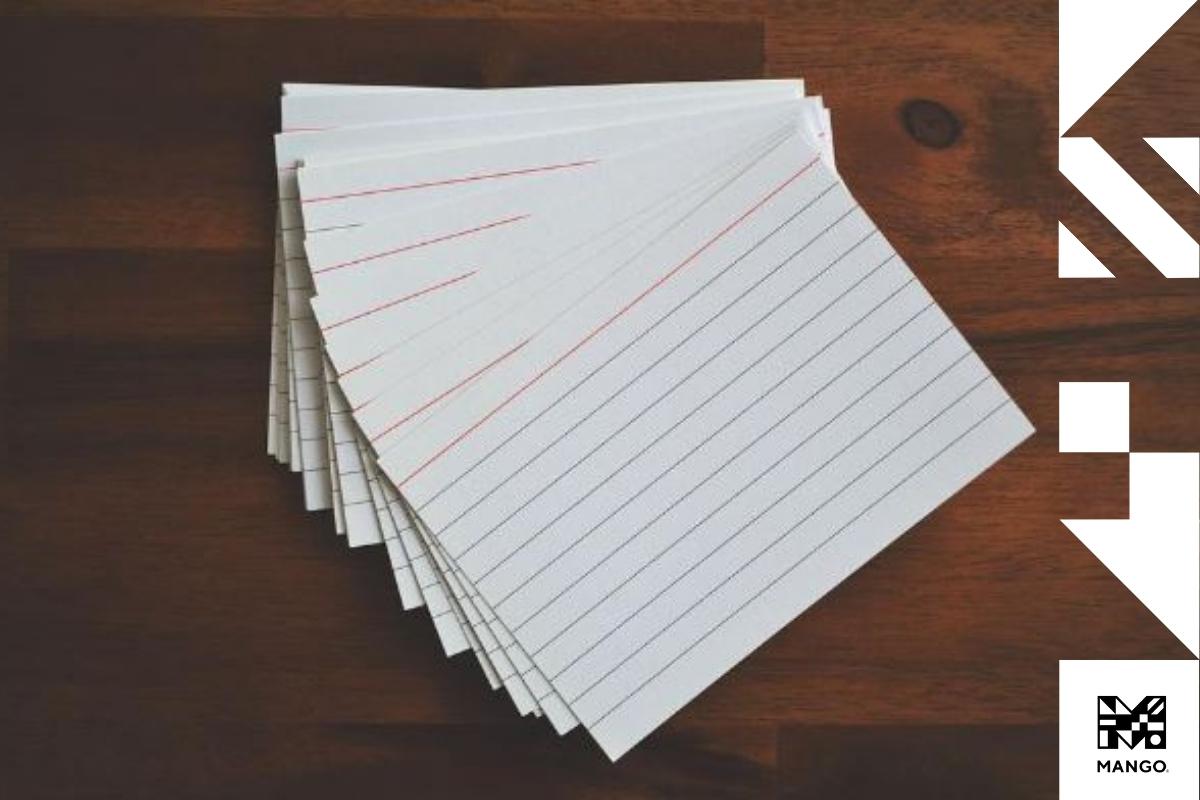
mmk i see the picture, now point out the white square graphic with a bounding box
[1059,381,1130,453]
[1061,660,1199,799]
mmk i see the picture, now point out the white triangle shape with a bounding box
[1062,453,1200,658]
[1146,137,1200,193]
[1058,222,1114,278]
[1063,517,1199,657]
[1059,0,1196,135]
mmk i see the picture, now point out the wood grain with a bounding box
[778,724,1057,798]
[2,3,1197,798]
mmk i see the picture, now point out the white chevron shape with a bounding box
[1062,452,1200,657]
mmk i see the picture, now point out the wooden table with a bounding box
[2,3,1196,797]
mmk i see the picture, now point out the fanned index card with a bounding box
[267,79,1032,760]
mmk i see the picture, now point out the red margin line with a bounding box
[303,159,598,205]
[314,215,529,275]
[366,338,532,439]
[322,271,477,332]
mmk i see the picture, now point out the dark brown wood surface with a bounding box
[2,3,1196,798]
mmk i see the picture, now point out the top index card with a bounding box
[360,126,1032,759]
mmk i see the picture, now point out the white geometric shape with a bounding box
[1062,453,1200,657]
[1146,137,1200,193]
[1059,381,1130,453]
[1059,0,1196,134]
[1059,222,1115,278]
[1060,137,1200,278]
[1127,452,1198,523]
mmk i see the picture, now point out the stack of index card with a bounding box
[268,80,1032,760]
